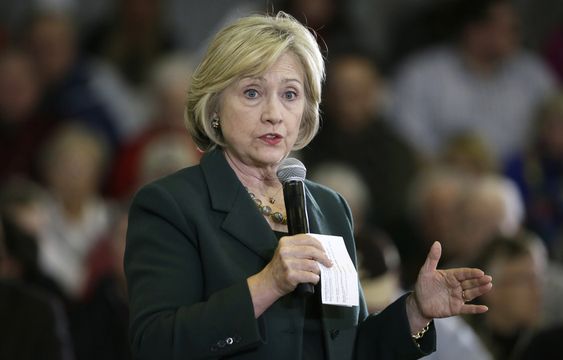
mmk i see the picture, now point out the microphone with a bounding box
[277,157,314,296]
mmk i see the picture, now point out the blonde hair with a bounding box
[185,12,325,151]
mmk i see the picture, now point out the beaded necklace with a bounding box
[247,191,287,225]
[226,151,286,223]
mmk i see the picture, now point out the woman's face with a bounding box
[218,52,306,168]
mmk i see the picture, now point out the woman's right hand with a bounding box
[247,234,333,317]
[266,234,333,295]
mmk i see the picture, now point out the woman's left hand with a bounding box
[408,241,493,329]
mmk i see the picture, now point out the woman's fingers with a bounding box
[294,270,320,285]
[462,282,493,302]
[280,235,333,267]
[290,258,321,275]
[460,274,493,302]
[281,234,324,250]
[452,268,486,282]
[460,275,493,290]
[422,241,442,273]
[269,234,335,293]
[281,245,332,267]
[279,260,322,287]
[459,304,489,315]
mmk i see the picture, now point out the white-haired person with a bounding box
[124,12,493,360]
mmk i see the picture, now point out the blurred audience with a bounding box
[401,167,468,286]
[514,0,563,51]
[469,234,546,359]
[304,51,419,235]
[36,124,115,299]
[0,215,74,360]
[516,323,563,360]
[391,0,555,162]
[440,132,525,237]
[109,54,199,199]
[527,232,563,329]
[0,178,46,235]
[386,0,461,71]
[0,178,66,300]
[311,163,493,360]
[277,0,361,57]
[425,316,493,360]
[405,164,524,276]
[505,91,563,258]
[446,175,521,266]
[0,48,58,180]
[69,206,131,360]
[310,163,401,312]
[86,0,175,88]
[24,11,120,150]
[402,163,522,285]
[441,132,498,176]
[542,24,563,83]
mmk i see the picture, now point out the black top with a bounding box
[125,148,436,359]
[274,231,325,360]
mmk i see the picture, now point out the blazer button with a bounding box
[330,329,340,340]
[226,337,234,345]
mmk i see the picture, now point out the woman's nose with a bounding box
[261,95,283,124]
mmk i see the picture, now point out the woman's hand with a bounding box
[406,241,493,332]
[265,234,333,295]
[247,234,333,317]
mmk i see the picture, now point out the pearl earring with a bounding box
[211,114,220,129]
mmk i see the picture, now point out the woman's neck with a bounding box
[224,150,288,232]
[224,150,281,193]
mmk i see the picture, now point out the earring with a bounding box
[211,114,220,129]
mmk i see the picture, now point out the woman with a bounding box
[125,13,493,360]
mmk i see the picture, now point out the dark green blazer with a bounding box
[125,149,435,360]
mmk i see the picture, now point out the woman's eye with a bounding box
[244,89,259,98]
[284,91,297,100]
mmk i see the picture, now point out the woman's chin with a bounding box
[226,144,290,169]
[250,147,289,166]
[255,154,286,168]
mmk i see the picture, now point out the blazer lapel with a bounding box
[304,183,328,235]
[200,149,278,261]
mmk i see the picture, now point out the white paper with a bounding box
[309,233,359,307]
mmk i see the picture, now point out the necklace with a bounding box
[248,191,287,225]
[265,186,283,204]
[224,152,283,204]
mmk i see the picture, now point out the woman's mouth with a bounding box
[259,133,283,145]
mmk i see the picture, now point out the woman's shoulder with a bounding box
[133,163,207,203]
[305,180,351,214]
[304,179,340,199]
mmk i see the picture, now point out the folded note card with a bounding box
[310,233,359,307]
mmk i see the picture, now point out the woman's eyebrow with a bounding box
[239,76,264,83]
[282,78,303,85]
[239,76,302,85]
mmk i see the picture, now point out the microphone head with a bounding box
[277,157,307,183]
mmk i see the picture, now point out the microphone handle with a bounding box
[283,180,314,296]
